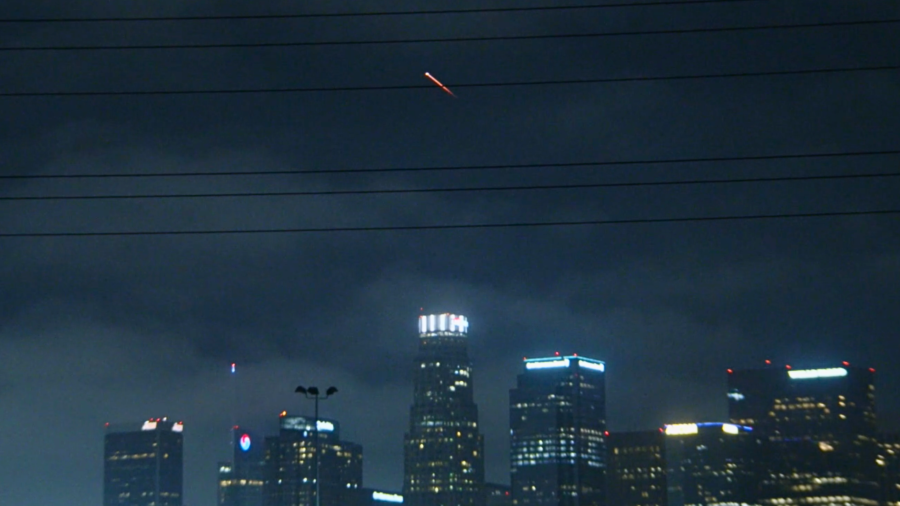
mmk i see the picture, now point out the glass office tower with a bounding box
[606,430,667,506]
[219,428,266,506]
[103,418,184,506]
[728,365,879,506]
[403,313,485,506]
[509,355,607,506]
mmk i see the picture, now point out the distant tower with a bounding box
[403,313,485,506]
[728,364,879,506]
[218,427,266,506]
[510,355,607,506]
[103,418,184,506]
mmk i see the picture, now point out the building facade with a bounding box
[103,418,184,506]
[663,423,758,506]
[880,433,900,506]
[509,355,607,506]
[403,313,486,506]
[728,365,879,506]
[606,430,667,506]
[219,428,266,506]
[264,415,363,506]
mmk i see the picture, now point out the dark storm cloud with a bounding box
[2,0,900,505]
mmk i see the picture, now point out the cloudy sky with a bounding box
[1,0,899,505]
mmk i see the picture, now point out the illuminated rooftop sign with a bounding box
[665,422,751,436]
[372,491,404,503]
[419,314,468,335]
[665,423,698,436]
[524,356,605,373]
[281,416,336,433]
[787,367,848,380]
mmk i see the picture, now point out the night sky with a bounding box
[1,1,899,505]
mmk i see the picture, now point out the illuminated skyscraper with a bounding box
[606,430,667,506]
[663,423,758,506]
[219,428,266,506]
[265,415,363,506]
[403,313,485,506]
[878,433,899,506]
[509,355,607,506]
[727,365,879,506]
[103,418,184,506]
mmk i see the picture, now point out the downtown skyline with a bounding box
[2,0,899,505]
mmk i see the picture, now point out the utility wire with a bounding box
[2,19,896,52]
[3,172,899,202]
[3,64,897,98]
[3,150,897,180]
[0,0,769,23]
[1,210,897,238]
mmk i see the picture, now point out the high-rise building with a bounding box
[879,433,900,506]
[219,428,266,506]
[727,364,879,506]
[509,355,607,506]
[606,430,667,506]
[103,418,184,506]
[486,483,512,506]
[663,423,758,506]
[403,313,485,506]
[265,415,363,506]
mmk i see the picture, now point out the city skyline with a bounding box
[2,1,898,505]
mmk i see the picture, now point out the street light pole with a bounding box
[295,385,338,506]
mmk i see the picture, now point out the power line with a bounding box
[3,149,897,180]
[3,172,899,202]
[1,209,896,238]
[2,19,896,52]
[3,64,897,98]
[0,0,771,23]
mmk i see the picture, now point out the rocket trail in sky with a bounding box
[424,72,456,98]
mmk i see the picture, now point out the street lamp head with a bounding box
[326,386,338,396]
[307,386,320,396]
[294,386,308,394]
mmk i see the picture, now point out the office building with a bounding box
[403,313,486,506]
[728,364,879,506]
[509,355,607,506]
[265,415,363,506]
[663,423,758,506]
[219,428,266,506]
[607,430,667,506]
[880,433,900,506]
[103,418,184,506]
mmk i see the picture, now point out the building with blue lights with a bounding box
[264,415,363,506]
[218,428,266,506]
[103,418,184,506]
[727,365,879,506]
[403,313,485,506]
[509,355,607,506]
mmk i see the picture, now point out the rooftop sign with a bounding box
[787,367,848,380]
[419,314,468,335]
[524,356,605,372]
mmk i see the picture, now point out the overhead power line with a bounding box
[0,0,766,23]
[3,64,897,98]
[3,172,899,202]
[2,19,896,52]
[1,210,897,238]
[2,149,897,180]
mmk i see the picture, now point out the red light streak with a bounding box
[424,72,456,98]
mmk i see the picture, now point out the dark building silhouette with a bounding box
[607,430,667,506]
[403,313,485,506]
[663,423,758,506]
[880,433,900,506]
[264,415,363,506]
[728,365,879,506]
[509,355,607,506]
[219,428,266,506]
[103,418,184,506]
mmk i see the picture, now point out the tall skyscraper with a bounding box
[878,433,899,506]
[219,427,266,506]
[509,355,607,506]
[663,422,758,506]
[103,418,184,506]
[606,430,667,506]
[403,313,485,506]
[728,364,879,506]
[264,415,363,506]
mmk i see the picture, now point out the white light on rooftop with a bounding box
[788,368,848,380]
[665,423,699,436]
